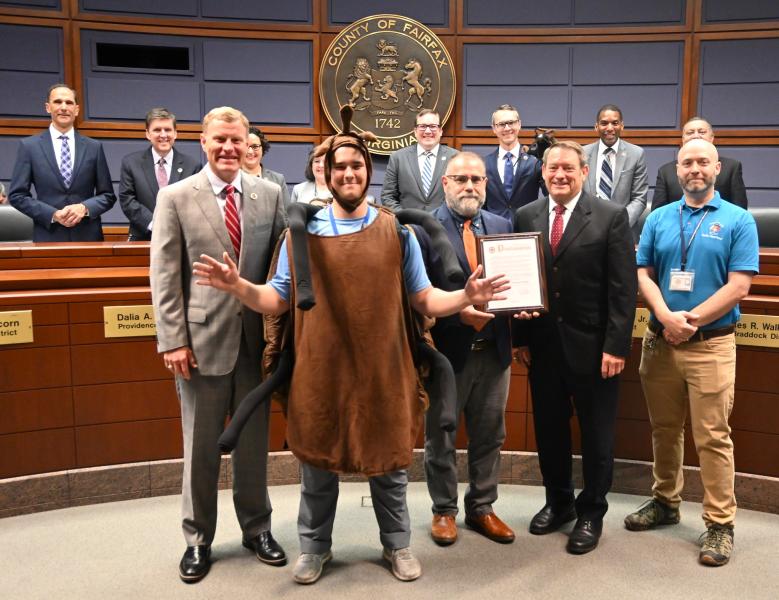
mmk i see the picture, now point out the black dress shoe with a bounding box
[529,504,577,535]
[566,518,603,554]
[179,545,211,583]
[243,531,287,566]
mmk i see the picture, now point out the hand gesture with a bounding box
[464,264,510,306]
[661,310,699,344]
[193,253,240,292]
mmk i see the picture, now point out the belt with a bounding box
[470,339,494,352]
[647,321,735,342]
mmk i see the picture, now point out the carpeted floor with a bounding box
[3,483,778,600]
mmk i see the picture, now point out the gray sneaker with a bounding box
[624,498,680,531]
[699,524,734,566]
[382,546,421,581]
[292,551,332,584]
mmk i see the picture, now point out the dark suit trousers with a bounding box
[528,356,619,521]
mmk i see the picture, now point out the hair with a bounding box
[445,151,486,175]
[47,83,77,103]
[682,116,714,133]
[202,106,249,134]
[416,108,441,125]
[491,103,520,124]
[303,146,326,182]
[542,140,587,168]
[247,126,271,156]
[596,104,623,122]
[145,107,176,129]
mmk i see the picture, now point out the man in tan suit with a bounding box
[150,106,287,583]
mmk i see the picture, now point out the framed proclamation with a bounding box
[476,232,548,314]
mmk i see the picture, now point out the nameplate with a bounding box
[632,308,650,338]
[735,314,779,348]
[104,305,157,338]
[0,310,34,345]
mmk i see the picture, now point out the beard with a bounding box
[331,187,367,213]
[448,193,484,218]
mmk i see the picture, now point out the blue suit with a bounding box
[9,130,115,241]
[483,148,544,222]
[418,203,514,517]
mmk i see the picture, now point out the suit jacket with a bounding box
[150,170,286,376]
[9,130,116,241]
[483,147,544,222]
[118,147,200,241]
[380,144,458,211]
[583,140,648,231]
[651,155,747,211]
[418,204,513,373]
[255,167,291,208]
[513,193,637,375]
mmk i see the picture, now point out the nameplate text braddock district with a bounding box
[104,305,157,338]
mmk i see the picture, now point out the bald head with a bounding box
[676,139,721,205]
[442,152,487,218]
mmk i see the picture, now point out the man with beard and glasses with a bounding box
[419,152,516,547]
[625,139,758,567]
[192,121,508,585]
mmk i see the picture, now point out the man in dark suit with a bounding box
[483,103,544,221]
[514,141,637,554]
[651,117,747,211]
[119,107,200,241]
[380,109,458,211]
[9,83,115,242]
[420,152,516,547]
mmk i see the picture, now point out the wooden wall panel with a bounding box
[0,346,71,392]
[0,428,75,478]
[75,418,182,467]
[504,412,527,451]
[70,340,168,385]
[73,380,178,425]
[0,387,73,434]
[732,430,779,476]
[506,374,527,412]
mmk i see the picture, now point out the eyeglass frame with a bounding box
[445,174,487,185]
[493,119,519,129]
[415,124,441,131]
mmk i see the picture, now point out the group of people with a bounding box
[4,84,759,583]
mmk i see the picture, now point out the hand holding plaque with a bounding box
[476,232,548,314]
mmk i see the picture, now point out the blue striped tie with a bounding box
[503,152,514,197]
[59,135,72,187]
[599,147,613,200]
[421,151,434,196]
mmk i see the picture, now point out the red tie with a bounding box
[550,204,566,256]
[463,219,478,272]
[223,185,241,260]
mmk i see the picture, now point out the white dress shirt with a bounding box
[595,139,620,200]
[151,148,173,182]
[417,143,440,174]
[497,143,521,185]
[49,124,75,170]
[547,192,582,243]
[204,165,244,233]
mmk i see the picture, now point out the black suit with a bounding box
[118,147,200,241]
[514,192,637,520]
[651,156,747,211]
[483,148,544,222]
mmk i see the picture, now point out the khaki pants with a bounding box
[639,330,736,526]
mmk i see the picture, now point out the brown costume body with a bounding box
[285,208,424,476]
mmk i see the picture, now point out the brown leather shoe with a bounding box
[431,514,457,546]
[465,512,515,544]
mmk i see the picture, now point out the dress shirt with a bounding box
[151,148,173,182]
[204,165,243,233]
[547,192,582,243]
[417,143,440,174]
[49,124,75,170]
[497,144,521,185]
[595,139,620,200]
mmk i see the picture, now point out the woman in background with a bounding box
[242,126,291,207]
[290,148,332,206]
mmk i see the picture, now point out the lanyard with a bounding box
[678,204,709,271]
[328,205,371,235]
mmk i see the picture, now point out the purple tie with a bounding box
[156,157,168,189]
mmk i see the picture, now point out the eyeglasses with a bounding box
[415,124,440,131]
[493,120,519,129]
[445,175,487,185]
[247,144,262,152]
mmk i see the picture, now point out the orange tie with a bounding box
[463,219,478,273]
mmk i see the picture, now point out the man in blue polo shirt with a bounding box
[624,139,759,567]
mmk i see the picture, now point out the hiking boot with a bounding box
[292,551,332,584]
[382,546,421,581]
[699,524,734,566]
[624,499,680,531]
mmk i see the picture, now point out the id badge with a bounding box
[669,269,695,292]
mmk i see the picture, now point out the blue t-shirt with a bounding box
[636,193,759,330]
[269,206,431,302]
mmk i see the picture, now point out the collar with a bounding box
[417,143,439,158]
[548,191,582,214]
[446,204,484,230]
[681,191,722,212]
[598,139,620,155]
[204,164,243,196]
[498,144,521,163]
[49,124,74,142]
[151,148,172,166]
